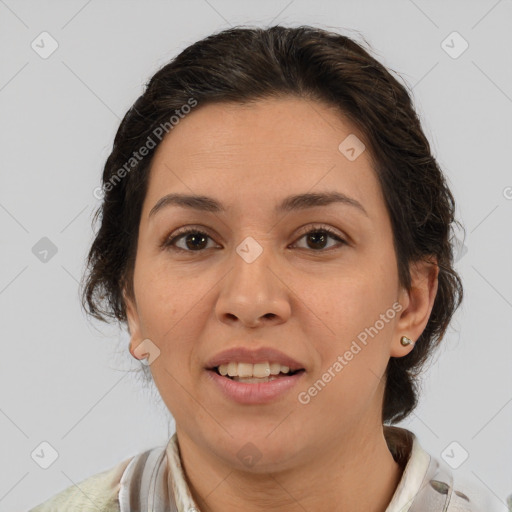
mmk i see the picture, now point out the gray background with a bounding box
[1,1,511,510]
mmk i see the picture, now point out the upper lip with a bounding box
[205,347,305,372]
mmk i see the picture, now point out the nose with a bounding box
[214,244,291,329]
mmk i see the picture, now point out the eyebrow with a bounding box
[148,191,368,219]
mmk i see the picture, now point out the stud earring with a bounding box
[400,336,414,347]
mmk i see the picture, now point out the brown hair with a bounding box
[80,25,464,424]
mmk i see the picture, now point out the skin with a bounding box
[124,96,439,512]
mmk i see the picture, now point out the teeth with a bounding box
[233,376,278,383]
[270,362,284,375]
[217,362,293,378]
[227,362,238,377]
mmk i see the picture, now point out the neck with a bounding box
[175,423,404,512]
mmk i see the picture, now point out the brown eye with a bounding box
[293,226,347,251]
[163,229,216,252]
[162,225,347,253]
[180,232,210,251]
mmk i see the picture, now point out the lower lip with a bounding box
[206,369,305,405]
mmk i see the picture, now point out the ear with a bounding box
[123,288,143,343]
[390,257,439,357]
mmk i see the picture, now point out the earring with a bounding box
[400,336,414,347]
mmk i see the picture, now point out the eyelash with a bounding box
[160,224,347,254]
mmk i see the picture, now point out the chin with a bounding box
[208,430,305,473]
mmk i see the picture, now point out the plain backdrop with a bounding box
[0,1,511,511]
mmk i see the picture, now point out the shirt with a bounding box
[27,426,504,511]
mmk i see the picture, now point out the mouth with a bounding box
[204,347,306,403]
[206,365,306,404]
[208,366,305,382]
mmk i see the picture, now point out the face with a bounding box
[125,96,435,472]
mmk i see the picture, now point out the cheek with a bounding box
[297,360,383,437]
[298,257,398,379]
[134,254,205,332]
[305,269,392,336]
[296,278,395,422]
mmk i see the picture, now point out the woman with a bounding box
[28,25,501,512]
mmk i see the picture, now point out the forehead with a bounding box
[143,97,385,219]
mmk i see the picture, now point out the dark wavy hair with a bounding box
[80,25,464,424]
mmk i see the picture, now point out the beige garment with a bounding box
[28,456,131,512]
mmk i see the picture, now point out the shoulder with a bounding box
[411,450,502,512]
[446,474,504,512]
[27,455,134,512]
[384,427,504,512]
